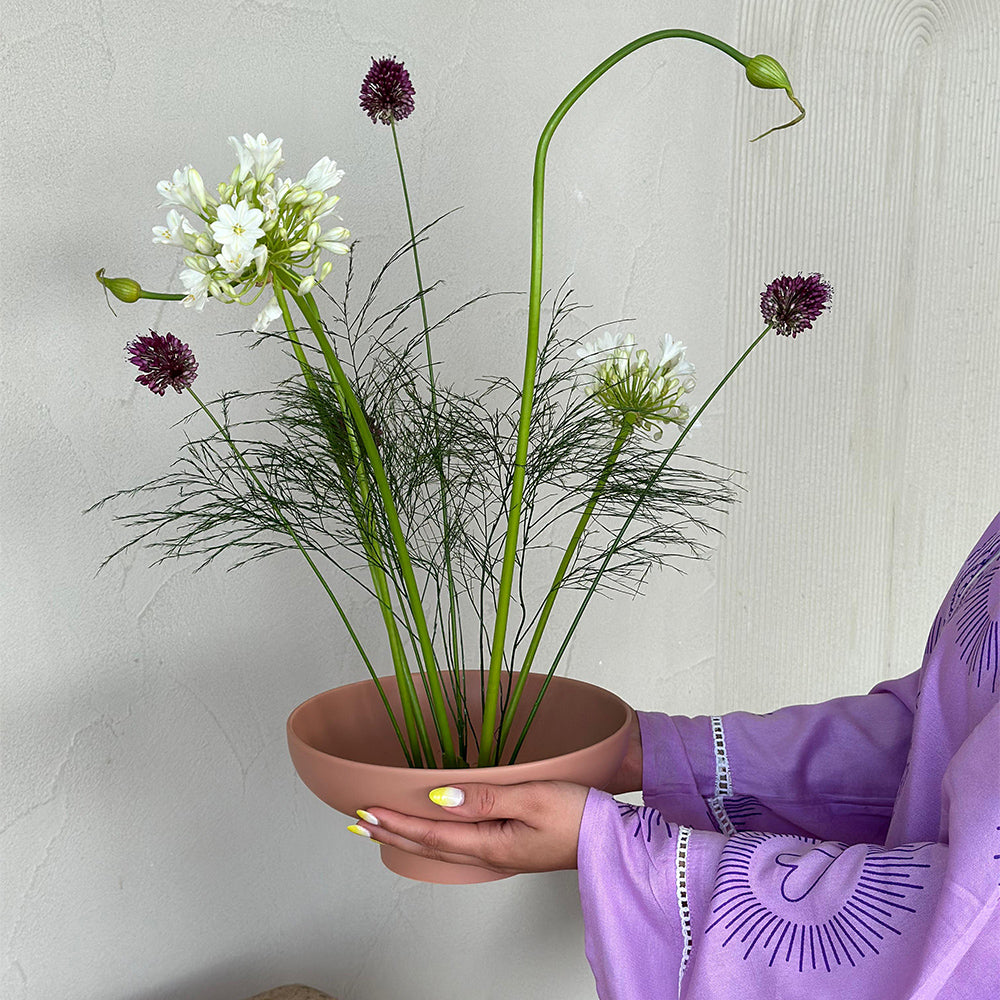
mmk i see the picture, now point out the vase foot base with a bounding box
[379,844,511,884]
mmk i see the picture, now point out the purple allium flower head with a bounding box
[359,56,415,125]
[760,273,833,337]
[126,330,198,396]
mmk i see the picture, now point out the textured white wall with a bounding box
[2,2,997,999]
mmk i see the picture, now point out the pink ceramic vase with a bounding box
[286,670,634,884]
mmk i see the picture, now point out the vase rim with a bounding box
[287,670,633,775]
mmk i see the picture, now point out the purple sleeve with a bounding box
[639,671,920,844]
[578,705,999,1000]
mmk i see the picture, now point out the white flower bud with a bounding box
[297,275,316,295]
[306,222,320,245]
[187,168,207,210]
[194,234,214,254]
[318,261,333,281]
[304,190,323,207]
[289,241,310,254]
[285,185,308,204]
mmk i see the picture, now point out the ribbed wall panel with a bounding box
[716,0,1000,712]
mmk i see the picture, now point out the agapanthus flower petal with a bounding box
[577,330,695,439]
[760,272,833,337]
[126,330,198,396]
[211,200,265,253]
[359,56,416,125]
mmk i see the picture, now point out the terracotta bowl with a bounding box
[287,670,634,883]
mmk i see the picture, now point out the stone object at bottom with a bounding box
[244,986,336,1000]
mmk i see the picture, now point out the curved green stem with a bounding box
[479,29,756,767]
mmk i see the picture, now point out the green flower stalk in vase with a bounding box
[95,29,830,770]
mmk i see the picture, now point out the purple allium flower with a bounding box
[359,56,415,125]
[760,273,833,337]
[126,330,198,396]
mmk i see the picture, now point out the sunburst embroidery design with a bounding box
[617,802,671,843]
[925,523,999,692]
[706,833,931,972]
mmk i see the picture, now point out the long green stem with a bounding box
[389,117,467,756]
[479,29,755,767]
[557,327,771,665]
[272,280,432,766]
[186,386,414,764]
[493,421,633,762]
[288,284,461,766]
[504,324,773,765]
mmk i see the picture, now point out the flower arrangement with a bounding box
[95,30,830,770]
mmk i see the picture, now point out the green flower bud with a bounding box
[745,54,792,92]
[744,53,806,142]
[95,269,140,303]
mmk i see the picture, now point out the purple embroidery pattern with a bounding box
[617,802,671,843]
[706,833,931,972]
[926,522,999,692]
[721,794,764,831]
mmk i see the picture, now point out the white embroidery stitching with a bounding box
[708,715,737,835]
[676,825,693,997]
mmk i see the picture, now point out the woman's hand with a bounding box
[348,709,642,874]
[350,780,590,875]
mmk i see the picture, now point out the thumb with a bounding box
[428,782,536,821]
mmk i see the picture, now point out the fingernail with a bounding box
[356,809,379,826]
[347,823,373,839]
[429,786,464,807]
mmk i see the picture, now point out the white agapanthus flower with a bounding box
[152,209,198,248]
[576,329,696,440]
[229,133,284,182]
[252,296,282,333]
[210,201,265,254]
[303,156,345,194]
[152,134,351,328]
[179,264,212,310]
[156,166,208,213]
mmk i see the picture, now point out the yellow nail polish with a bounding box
[347,823,372,839]
[356,809,379,826]
[429,786,464,807]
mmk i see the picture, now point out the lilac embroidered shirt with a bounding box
[578,512,1000,999]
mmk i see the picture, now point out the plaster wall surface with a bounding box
[2,1,997,998]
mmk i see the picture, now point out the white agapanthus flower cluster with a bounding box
[153,134,350,332]
[576,330,696,439]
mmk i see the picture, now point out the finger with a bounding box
[352,809,510,869]
[425,781,548,824]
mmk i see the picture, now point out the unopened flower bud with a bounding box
[95,269,141,303]
[745,53,792,92]
[289,241,310,254]
[285,185,308,204]
[187,167,207,209]
[744,53,806,142]
[297,275,316,295]
[304,190,323,207]
[306,222,320,245]
[195,234,214,254]
[318,261,333,281]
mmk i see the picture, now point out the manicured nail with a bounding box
[429,786,464,807]
[356,809,379,826]
[347,823,373,839]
